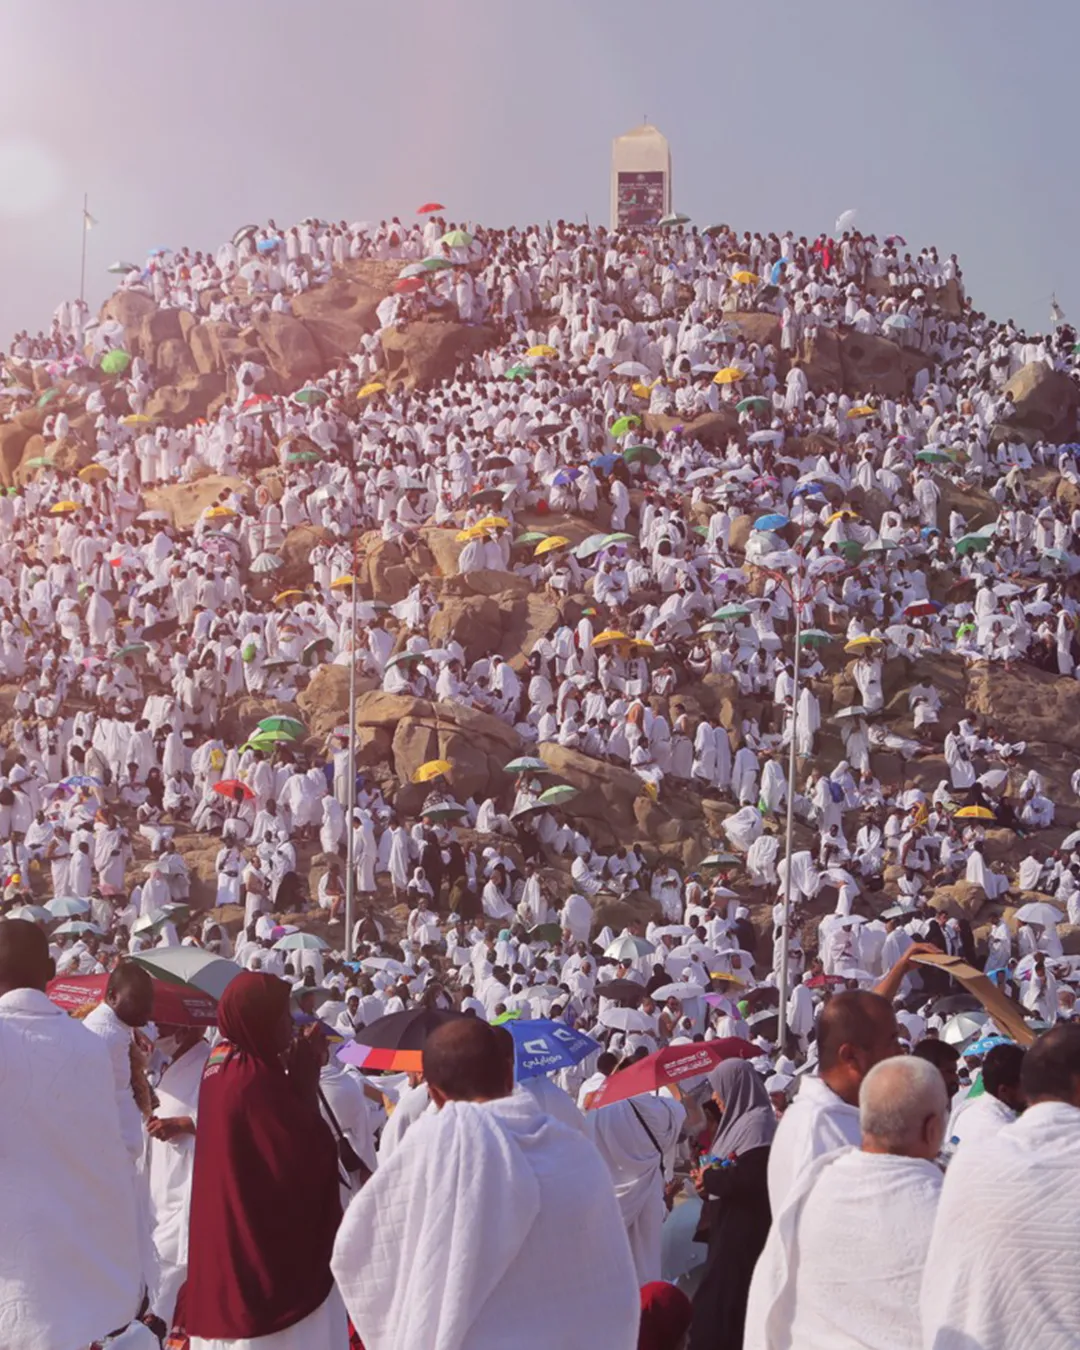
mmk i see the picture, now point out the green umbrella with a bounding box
[736,396,771,413]
[422,256,454,270]
[100,350,131,376]
[302,636,333,666]
[623,444,660,466]
[504,365,533,380]
[836,539,862,561]
[440,229,473,248]
[504,756,551,774]
[422,801,470,822]
[245,727,296,745]
[527,922,563,945]
[799,628,834,647]
[23,456,53,469]
[955,533,993,555]
[111,642,149,661]
[513,531,549,546]
[863,539,901,552]
[537,784,578,808]
[916,449,954,464]
[713,604,751,621]
[291,387,327,406]
[603,532,636,546]
[132,948,242,999]
[257,715,305,739]
[36,388,59,408]
[287,449,322,464]
[610,415,642,438]
[700,853,741,870]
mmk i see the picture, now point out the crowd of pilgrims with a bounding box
[1,207,1080,1350]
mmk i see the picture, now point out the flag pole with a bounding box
[79,193,89,306]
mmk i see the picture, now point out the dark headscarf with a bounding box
[638,1281,693,1350]
[707,1059,777,1158]
[185,972,341,1340]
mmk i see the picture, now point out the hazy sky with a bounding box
[0,0,1074,337]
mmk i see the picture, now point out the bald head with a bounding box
[424,1017,514,1107]
[0,918,54,997]
[860,1056,949,1160]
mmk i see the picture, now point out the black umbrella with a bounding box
[926,992,982,1017]
[595,980,646,1006]
[355,1006,463,1051]
[142,616,180,642]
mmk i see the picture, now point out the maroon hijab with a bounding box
[638,1281,693,1350]
[184,972,341,1339]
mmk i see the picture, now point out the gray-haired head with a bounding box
[859,1055,949,1160]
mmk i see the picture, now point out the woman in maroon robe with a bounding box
[184,971,346,1350]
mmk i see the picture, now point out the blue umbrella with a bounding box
[62,774,104,788]
[792,482,825,497]
[506,1018,600,1082]
[747,430,782,444]
[257,237,284,253]
[590,453,621,474]
[966,1035,1010,1058]
[551,468,581,487]
[769,259,788,285]
[754,513,789,532]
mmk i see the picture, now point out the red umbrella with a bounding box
[213,779,254,800]
[587,1039,758,1109]
[416,202,445,214]
[47,974,217,1027]
[242,394,274,410]
[393,277,426,294]
[804,974,848,989]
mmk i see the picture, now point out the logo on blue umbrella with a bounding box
[507,1018,600,1081]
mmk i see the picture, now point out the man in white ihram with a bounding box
[332,1017,640,1350]
[744,1055,947,1349]
[921,1024,1080,1350]
[0,918,141,1350]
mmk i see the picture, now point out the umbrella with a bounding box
[941,1012,990,1046]
[846,404,875,419]
[799,628,834,647]
[614,361,652,379]
[274,932,329,952]
[422,801,469,822]
[100,350,131,375]
[651,982,710,1001]
[250,552,284,574]
[713,367,745,385]
[107,260,140,274]
[132,948,242,1000]
[273,589,305,604]
[257,716,305,739]
[966,1035,1011,1058]
[47,974,217,1026]
[954,805,995,820]
[8,904,52,923]
[358,382,386,399]
[111,643,149,661]
[916,448,955,464]
[291,386,327,406]
[610,415,641,438]
[736,396,771,413]
[535,535,570,557]
[61,775,104,789]
[339,1007,464,1072]
[844,636,882,654]
[504,365,534,381]
[48,500,80,516]
[595,979,647,1005]
[1014,902,1065,927]
[591,629,629,648]
[575,532,612,560]
[416,202,445,214]
[440,229,472,248]
[754,513,789,532]
[213,779,254,800]
[507,1018,599,1081]
[527,345,558,359]
[623,444,661,466]
[700,853,741,869]
[588,1039,759,1108]
[505,756,550,774]
[955,533,994,556]
[598,1006,655,1033]
[537,784,578,808]
[77,464,109,483]
[413,759,452,784]
[835,208,858,233]
[257,237,284,253]
[45,896,90,918]
[713,605,751,621]
[394,276,426,295]
[731,270,759,284]
[53,921,105,937]
[604,935,656,960]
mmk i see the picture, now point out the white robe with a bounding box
[920,1101,1080,1350]
[766,1075,860,1215]
[331,1089,640,1350]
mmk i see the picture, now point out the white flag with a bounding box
[83,209,98,231]
[1051,295,1065,326]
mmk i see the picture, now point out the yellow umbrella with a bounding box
[273,589,304,604]
[330,575,357,590]
[846,404,876,419]
[120,414,154,426]
[475,515,509,530]
[413,759,452,784]
[710,971,747,988]
[825,509,858,524]
[631,381,653,400]
[358,382,386,398]
[591,629,629,648]
[204,505,236,519]
[844,636,882,654]
[731,270,760,284]
[628,638,655,653]
[535,535,570,556]
[455,525,488,542]
[527,344,557,358]
[48,500,79,515]
[78,464,109,483]
[713,367,745,385]
[954,805,996,820]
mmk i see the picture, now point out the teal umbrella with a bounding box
[736,396,771,413]
[712,604,751,621]
[100,350,131,376]
[955,533,993,555]
[504,756,551,774]
[287,449,322,464]
[799,628,834,647]
[132,948,242,999]
[291,387,327,406]
[257,715,305,739]
[504,365,533,381]
[623,444,661,466]
[537,784,578,808]
[422,256,454,271]
[440,229,472,248]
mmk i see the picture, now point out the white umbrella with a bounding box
[651,924,693,940]
[598,1007,653,1033]
[835,208,858,233]
[651,982,709,1001]
[613,361,651,379]
[604,934,655,960]
[251,553,284,573]
[941,1011,990,1046]
[1014,902,1064,927]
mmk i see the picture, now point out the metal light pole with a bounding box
[79,193,90,305]
[776,589,803,1053]
[343,560,359,959]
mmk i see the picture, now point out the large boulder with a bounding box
[219,695,302,744]
[420,527,465,579]
[297,665,376,742]
[188,321,245,376]
[0,422,35,484]
[279,525,332,586]
[927,881,988,922]
[380,321,498,387]
[966,664,1080,753]
[537,742,645,842]
[1003,363,1079,442]
[145,475,247,529]
[251,314,324,389]
[429,595,503,663]
[289,260,398,361]
[643,409,739,448]
[145,373,227,425]
[840,330,930,399]
[938,477,998,533]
